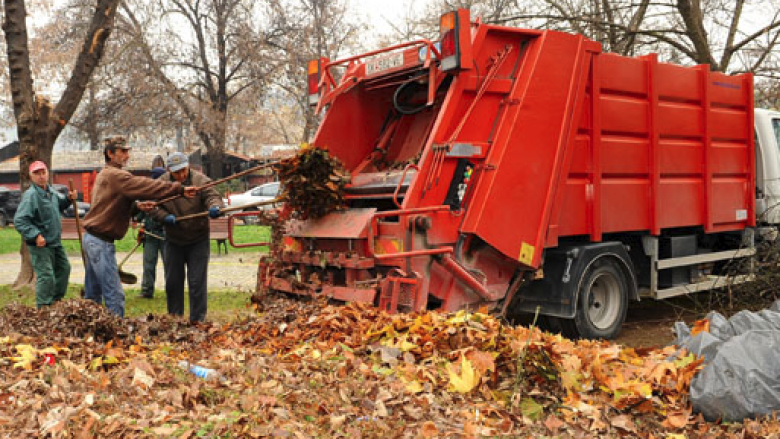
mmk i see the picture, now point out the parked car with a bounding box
[63,201,90,218]
[0,186,21,227]
[52,184,90,218]
[225,182,281,224]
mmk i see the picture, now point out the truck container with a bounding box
[255,9,770,339]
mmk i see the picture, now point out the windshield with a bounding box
[773,118,780,151]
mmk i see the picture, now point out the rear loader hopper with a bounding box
[256,9,766,340]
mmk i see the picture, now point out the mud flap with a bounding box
[510,242,637,319]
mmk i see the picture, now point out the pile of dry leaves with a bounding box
[274,145,349,221]
[1,297,779,437]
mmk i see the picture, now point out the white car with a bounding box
[225,182,281,223]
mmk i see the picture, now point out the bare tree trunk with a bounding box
[12,244,35,290]
[3,0,121,288]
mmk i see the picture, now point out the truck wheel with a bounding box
[560,257,628,340]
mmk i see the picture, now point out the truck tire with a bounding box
[559,257,628,340]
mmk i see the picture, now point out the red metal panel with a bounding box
[601,180,650,233]
[711,142,749,174]
[699,65,713,232]
[647,54,660,235]
[656,103,704,138]
[287,208,376,239]
[600,96,649,135]
[598,54,647,95]
[658,179,704,228]
[461,30,594,267]
[659,140,703,175]
[601,137,648,174]
[711,179,750,226]
[656,63,701,102]
[711,109,749,139]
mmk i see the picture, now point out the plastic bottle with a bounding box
[178,361,226,383]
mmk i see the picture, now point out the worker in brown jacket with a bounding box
[82,137,197,317]
[150,152,224,322]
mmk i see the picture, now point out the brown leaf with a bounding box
[610,414,636,433]
[663,409,691,429]
[420,421,439,438]
[544,415,564,435]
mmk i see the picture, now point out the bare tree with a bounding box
[119,0,284,178]
[2,0,120,288]
[270,0,363,141]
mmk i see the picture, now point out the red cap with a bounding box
[29,161,47,173]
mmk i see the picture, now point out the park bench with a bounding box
[62,217,229,255]
[60,218,84,241]
[210,217,229,255]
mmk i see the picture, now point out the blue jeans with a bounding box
[83,232,125,317]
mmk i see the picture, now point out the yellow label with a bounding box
[518,242,535,266]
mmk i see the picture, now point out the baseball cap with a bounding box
[167,152,189,172]
[29,161,47,173]
[150,167,166,179]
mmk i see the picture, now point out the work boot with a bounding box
[140,292,154,299]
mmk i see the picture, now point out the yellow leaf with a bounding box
[103,356,119,365]
[89,357,103,371]
[447,355,480,393]
[11,345,37,370]
[674,353,695,369]
[447,310,469,324]
[405,380,423,394]
[520,398,543,421]
[0,336,10,344]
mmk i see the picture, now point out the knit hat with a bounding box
[150,167,166,179]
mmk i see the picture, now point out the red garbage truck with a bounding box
[256,9,764,339]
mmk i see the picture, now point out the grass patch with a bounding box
[0,224,271,255]
[0,284,255,323]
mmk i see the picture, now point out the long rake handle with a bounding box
[153,161,279,206]
[68,180,87,265]
[176,198,282,221]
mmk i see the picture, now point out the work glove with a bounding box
[163,214,177,225]
[137,228,146,244]
[208,206,221,219]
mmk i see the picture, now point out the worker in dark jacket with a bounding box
[14,161,77,308]
[135,166,167,298]
[82,137,197,317]
[151,152,224,322]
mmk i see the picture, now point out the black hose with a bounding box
[393,72,430,115]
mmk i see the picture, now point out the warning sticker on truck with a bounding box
[736,209,748,221]
[519,242,535,266]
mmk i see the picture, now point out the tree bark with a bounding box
[676,0,718,70]
[2,0,121,287]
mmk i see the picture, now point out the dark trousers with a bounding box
[28,244,70,308]
[141,237,165,297]
[164,237,209,322]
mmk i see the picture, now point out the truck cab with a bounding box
[755,109,780,225]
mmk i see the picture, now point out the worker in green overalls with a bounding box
[14,161,77,308]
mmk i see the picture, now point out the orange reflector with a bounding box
[374,238,403,255]
[307,59,320,75]
[440,12,456,34]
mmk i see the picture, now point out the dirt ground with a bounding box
[615,298,697,347]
